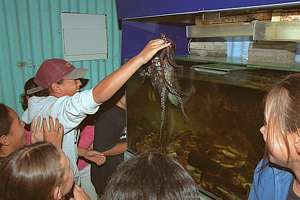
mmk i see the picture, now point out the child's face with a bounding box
[59,79,82,96]
[260,123,300,168]
[7,109,26,151]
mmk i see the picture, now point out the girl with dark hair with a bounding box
[0,142,89,200]
[0,103,26,164]
[249,73,300,199]
[101,151,201,200]
[21,77,49,144]
[0,103,63,165]
[21,77,49,110]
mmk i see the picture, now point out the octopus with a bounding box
[145,33,188,148]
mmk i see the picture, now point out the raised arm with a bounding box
[92,39,170,104]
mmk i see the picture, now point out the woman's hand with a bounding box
[42,117,64,148]
[31,116,43,144]
[31,116,64,148]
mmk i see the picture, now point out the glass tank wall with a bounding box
[126,65,293,200]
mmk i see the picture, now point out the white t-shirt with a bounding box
[22,89,100,178]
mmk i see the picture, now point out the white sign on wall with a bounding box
[61,13,107,61]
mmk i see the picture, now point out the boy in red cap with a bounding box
[21,39,170,187]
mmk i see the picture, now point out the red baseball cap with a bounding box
[34,58,87,88]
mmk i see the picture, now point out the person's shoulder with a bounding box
[28,96,57,110]
[23,96,57,123]
[56,89,94,103]
[29,95,56,103]
[253,159,293,181]
[250,160,293,200]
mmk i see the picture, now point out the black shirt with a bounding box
[91,105,126,196]
[93,105,126,152]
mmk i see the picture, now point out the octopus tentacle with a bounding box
[166,47,177,68]
[161,59,188,122]
[159,86,168,150]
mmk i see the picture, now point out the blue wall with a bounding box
[0,0,121,115]
[117,0,300,19]
[121,21,188,60]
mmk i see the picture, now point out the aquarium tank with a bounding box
[126,64,293,200]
